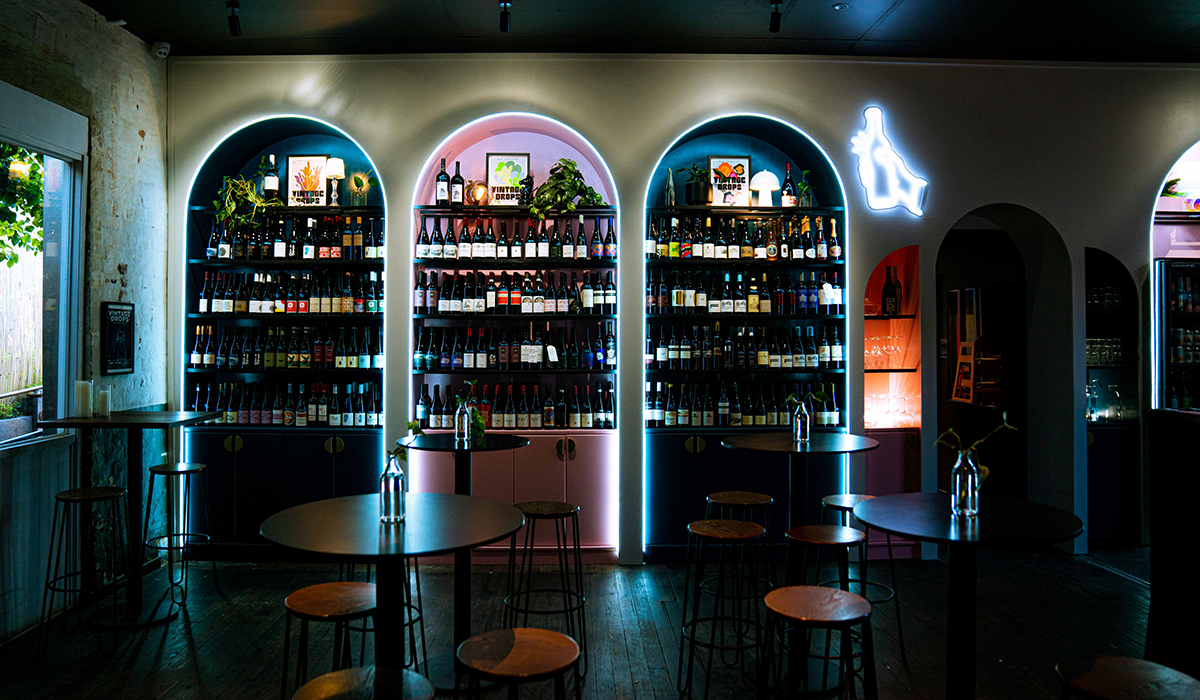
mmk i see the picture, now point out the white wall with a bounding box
[168,54,1200,561]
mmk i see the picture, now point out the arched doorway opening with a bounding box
[936,205,1076,526]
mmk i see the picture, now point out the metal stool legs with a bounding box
[143,469,218,607]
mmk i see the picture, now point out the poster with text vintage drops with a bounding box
[287,155,327,206]
[709,156,751,206]
[101,302,135,375]
[487,153,529,205]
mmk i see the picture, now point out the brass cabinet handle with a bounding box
[684,436,694,453]
[324,437,334,454]
[695,437,706,453]
[336,437,345,453]
[223,436,233,452]
[555,438,564,457]
[566,438,577,459]
[224,435,243,452]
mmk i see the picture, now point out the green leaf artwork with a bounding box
[494,160,524,187]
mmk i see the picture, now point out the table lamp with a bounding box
[326,157,345,206]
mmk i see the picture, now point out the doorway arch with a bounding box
[936,205,1077,529]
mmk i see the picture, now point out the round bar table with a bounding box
[721,432,879,529]
[261,493,525,694]
[854,492,1083,699]
[397,433,530,496]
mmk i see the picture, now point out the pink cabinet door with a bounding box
[565,433,618,548]
[514,434,567,545]
[472,449,514,504]
[408,450,454,494]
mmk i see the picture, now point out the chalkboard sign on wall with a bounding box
[100,302,134,375]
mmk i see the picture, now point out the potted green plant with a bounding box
[528,158,607,220]
[679,163,711,205]
[935,413,1016,517]
[212,156,281,230]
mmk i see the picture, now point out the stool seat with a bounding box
[293,666,433,700]
[458,628,580,680]
[687,519,766,541]
[1056,656,1200,700]
[285,582,376,621]
[55,486,126,503]
[707,491,773,507]
[765,585,872,625]
[785,525,866,546]
[821,493,875,512]
[149,462,206,475]
[515,501,580,518]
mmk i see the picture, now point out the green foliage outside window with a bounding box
[0,144,44,268]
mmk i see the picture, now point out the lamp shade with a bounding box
[326,157,345,180]
[749,170,781,207]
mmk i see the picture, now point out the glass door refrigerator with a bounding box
[1153,258,1200,410]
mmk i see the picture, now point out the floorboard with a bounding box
[0,548,1151,699]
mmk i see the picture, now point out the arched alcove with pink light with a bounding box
[404,112,622,568]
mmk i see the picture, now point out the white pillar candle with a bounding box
[75,380,93,418]
[95,389,110,417]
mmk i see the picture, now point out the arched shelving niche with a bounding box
[641,113,849,560]
[181,115,389,552]
[405,112,621,565]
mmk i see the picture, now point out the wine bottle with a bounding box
[781,163,797,207]
[435,158,450,206]
[450,161,465,207]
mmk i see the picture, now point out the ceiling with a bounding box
[85,0,1200,62]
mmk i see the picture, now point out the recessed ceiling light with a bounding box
[832,3,850,9]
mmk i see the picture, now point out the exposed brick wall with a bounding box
[0,0,168,411]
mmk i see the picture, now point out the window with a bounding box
[0,81,87,447]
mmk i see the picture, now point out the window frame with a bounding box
[0,80,88,448]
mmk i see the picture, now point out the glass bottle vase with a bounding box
[950,450,981,518]
[792,402,811,443]
[454,401,474,442]
[380,453,406,524]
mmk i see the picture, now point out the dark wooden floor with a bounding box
[0,549,1148,699]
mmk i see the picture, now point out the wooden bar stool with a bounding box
[456,628,581,700]
[784,525,866,589]
[679,519,770,700]
[505,501,589,679]
[758,585,878,700]
[281,582,376,699]
[820,493,906,664]
[143,462,218,606]
[1055,656,1200,699]
[292,666,433,700]
[38,486,128,653]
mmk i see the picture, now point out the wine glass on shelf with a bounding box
[897,397,915,427]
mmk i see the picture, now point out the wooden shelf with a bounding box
[189,205,384,216]
[864,314,916,320]
[186,367,382,375]
[414,313,616,320]
[188,258,383,268]
[646,368,845,376]
[414,205,616,216]
[647,313,844,321]
[647,205,844,216]
[864,368,918,373]
[187,313,383,322]
[414,258,616,269]
[645,425,844,434]
[185,424,383,433]
[412,368,616,375]
[646,259,843,270]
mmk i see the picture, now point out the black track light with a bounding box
[500,1,512,32]
[769,2,782,32]
[227,0,241,37]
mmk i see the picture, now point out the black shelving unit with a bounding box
[642,116,849,559]
[411,202,619,429]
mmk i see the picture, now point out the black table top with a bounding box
[853,492,1084,546]
[38,411,222,429]
[397,433,531,453]
[721,431,880,455]
[260,493,525,558]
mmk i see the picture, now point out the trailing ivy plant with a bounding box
[528,158,607,221]
[213,156,281,229]
[0,144,44,267]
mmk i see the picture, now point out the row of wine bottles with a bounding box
[207,215,384,262]
[416,381,616,430]
[645,381,841,428]
[192,381,383,428]
[414,270,616,315]
[415,216,617,261]
[198,270,384,315]
[190,325,385,371]
[647,324,844,371]
[646,269,843,316]
[646,215,841,262]
[413,322,617,372]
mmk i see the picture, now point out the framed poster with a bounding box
[100,302,134,375]
[709,156,751,206]
[287,155,328,206]
[487,153,529,205]
[951,341,974,403]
